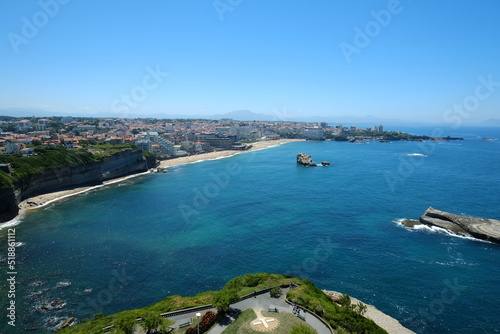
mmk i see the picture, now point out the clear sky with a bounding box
[1,0,499,124]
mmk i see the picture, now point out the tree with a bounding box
[114,313,137,334]
[141,311,167,334]
[270,286,282,298]
[339,294,351,308]
[353,302,367,316]
[213,289,238,315]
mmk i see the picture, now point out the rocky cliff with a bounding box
[0,149,155,222]
[296,153,317,166]
[418,207,500,243]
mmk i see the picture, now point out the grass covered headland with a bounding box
[0,144,155,188]
[58,273,386,334]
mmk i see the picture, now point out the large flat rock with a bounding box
[419,207,500,243]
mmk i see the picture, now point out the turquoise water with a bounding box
[1,126,500,333]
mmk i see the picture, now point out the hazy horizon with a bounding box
[1,1,499,126]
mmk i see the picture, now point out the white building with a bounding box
[301,127,324,139]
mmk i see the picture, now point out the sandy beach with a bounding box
[158,138,303,167]
[6,139,303,225]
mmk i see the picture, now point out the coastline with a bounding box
[1,139,303,228]
[158,138,303,168]
[323,290,415,334]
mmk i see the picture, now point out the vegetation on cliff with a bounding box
[58,273,386,334]
[0,144,155,189]
[324,130,437,141]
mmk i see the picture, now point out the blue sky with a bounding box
[1,0,499,124]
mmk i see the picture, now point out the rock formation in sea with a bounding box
[404,207,500,243]
[296,153,317,166]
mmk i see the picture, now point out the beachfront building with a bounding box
[301,127,324,140]
[135,139,151,152]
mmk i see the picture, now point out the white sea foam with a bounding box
[0,171,151,229]
[56,281,71,288]
[0,217,23,231]
[406,153,427,157]
[393,218,492,244]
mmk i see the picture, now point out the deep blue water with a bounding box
[1,126,500,333]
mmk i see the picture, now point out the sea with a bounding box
[1,125,499,334]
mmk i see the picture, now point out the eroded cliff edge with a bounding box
[0,147,156,222]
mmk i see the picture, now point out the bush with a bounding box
[213,289,238,315]
[185,327,197,334]
[199,311,216,332]
[270,287,282,298]
[186,311,217,334]
[290,324,318,334]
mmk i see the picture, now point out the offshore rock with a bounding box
[321,161,330,166]
[419,207,500,243]
[296,153,317,166]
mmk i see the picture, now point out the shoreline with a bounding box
[1,139,303,228]
[323,290,415,334]
[158,138,303,168]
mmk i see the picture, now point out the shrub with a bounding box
[270,287,282,298]
[199,311,217,332]
[185,327,197,334]
[186,311,217,334]
[290,324,317,334]
[213,289,238,315]
[339,294,351,308]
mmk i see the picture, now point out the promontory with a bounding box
[0,144,156,222]
[402,207,500,243]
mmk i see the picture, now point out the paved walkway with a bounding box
[166,287,332,334]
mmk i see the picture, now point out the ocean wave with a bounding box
[56,281,71,288]
[103,171,150,186]
[406,153,428,157]
[0,171,151,230]
[0,217,23,231]
[393,218,492,244]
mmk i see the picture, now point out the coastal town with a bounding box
[0,116,387,158]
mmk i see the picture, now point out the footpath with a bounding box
[163,286,332,334]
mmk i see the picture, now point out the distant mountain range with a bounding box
[1,107,499,127]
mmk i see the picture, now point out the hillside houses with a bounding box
[0,116,385,158]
